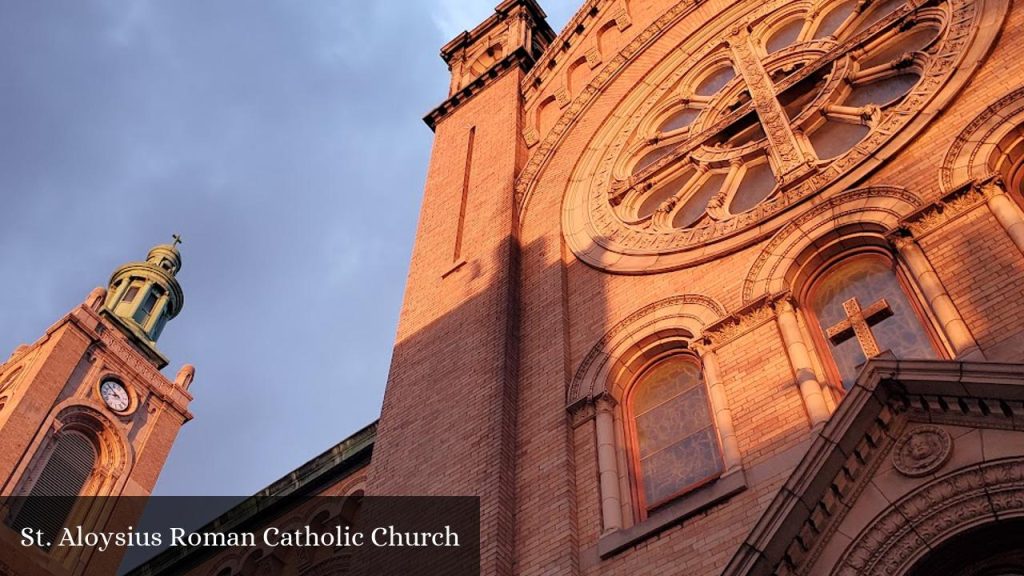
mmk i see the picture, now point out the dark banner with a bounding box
[0,496,480,576]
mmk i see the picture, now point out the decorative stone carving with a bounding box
[703,299,775,348]
[899,178,990,239]
[940,85,1024,189]
[522,0,626,102]
[530,0,1003,273]
[517,0,702,206]
[742,186,922,303]
[567,294,726,404]
[833,458,1024,576]
[892,425,953,477]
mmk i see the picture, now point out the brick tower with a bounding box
[368,0,1024,574]
[0,241,195,576]
[365,1,554,573]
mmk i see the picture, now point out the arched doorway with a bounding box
[906,518,1024,576]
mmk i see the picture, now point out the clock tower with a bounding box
[0,240,195,576]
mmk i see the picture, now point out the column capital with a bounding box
[595,393,618,413]
[771,293,798,315]
[886,226,918,251]
[692,339,712,357]
[978,174,1008,199]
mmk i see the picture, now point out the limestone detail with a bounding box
[891,425,953,477]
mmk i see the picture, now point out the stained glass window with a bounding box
[630,356,722,509]
[612,0,941,230]
[807,254,937,389]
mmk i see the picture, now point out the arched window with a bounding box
[805,252,938,389]
[0,366,22,393]
[627,355,723,513]
[8,431,97,548]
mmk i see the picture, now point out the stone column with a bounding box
[595,395,623,533]
[982,179,1024,254]
[695,344,742,472]
[891,235,979,357]
[774,298,831,427]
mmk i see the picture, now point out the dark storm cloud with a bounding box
[0,1,575,495]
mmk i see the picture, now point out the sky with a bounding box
[0,0,576,496]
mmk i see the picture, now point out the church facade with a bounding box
[365,0,1024,573]
[4,0,1024,574]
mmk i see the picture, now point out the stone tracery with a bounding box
[559,0,1005,272]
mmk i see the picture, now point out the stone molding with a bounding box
[598,468,747,558]
[887,174,998,244]
[521,0,631,105]
[425,47,537,130]
[742,187,922,304]
[70,305,193,420]
[833,457,1024,576]
[940,84,1024,190]
[549,0,1005,273]
[567,294,725,405]
[515,0,704,214]
[721,358,1024,576]
[702,294,778,349]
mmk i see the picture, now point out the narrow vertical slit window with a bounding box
[453,126,476,263]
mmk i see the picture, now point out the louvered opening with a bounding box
[8,432,97,549]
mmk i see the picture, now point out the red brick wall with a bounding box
[366,68,525,576]
[373,0,1024,574]
[919,206,1024,358]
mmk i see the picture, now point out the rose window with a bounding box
[562,0,1002,272]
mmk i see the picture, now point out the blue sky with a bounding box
[0,0,575,496]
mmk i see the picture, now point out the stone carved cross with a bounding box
[626,2,921,190]
[726,29,812,181]
[825,297,894,358]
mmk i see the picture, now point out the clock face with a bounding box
[100,379,130,412]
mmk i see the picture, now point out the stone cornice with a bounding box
[521,0,630,102]
[424,46,537,131]
[65,305,193,421]
[888,173,1001,243]
[702,293,781,349]
[721,358,1024,576]
[567,294,726,405]
[440,0,552,65]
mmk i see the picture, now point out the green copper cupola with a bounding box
[103,236,185,365]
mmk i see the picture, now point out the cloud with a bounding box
[0,0,576,499]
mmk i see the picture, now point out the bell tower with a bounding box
[0,239,195,576]
[103,237,185,367]
[367,2,553,576]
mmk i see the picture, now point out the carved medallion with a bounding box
[560,0,1003,272]
[892,425,952,477]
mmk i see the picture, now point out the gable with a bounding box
[724,357,1024,576]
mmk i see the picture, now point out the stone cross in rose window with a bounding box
[825,297,894,358]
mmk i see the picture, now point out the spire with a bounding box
[103,237,185,354]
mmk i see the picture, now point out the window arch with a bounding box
[626,354,723,513]
[0,366,22,393]
[803,251,940,389]
[8,431,97,547]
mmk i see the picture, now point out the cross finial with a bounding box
[171,233,183,248]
